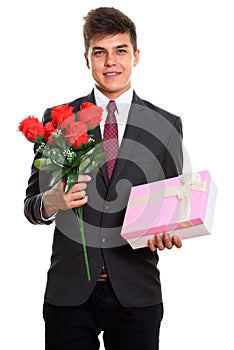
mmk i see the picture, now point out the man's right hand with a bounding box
[42,175,91,219]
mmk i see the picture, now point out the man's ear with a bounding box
[133,49,140,67]
[84,53,90,69]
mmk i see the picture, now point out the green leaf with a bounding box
[71,155,82,168]
[49,169,63,188]
[83,147,95,158]
[37,135,44,144]
[34,158,52,169]
[93,151,107,164]
[97,169,105,177]
[39,163,59,172]
[79,158,91,173]
[83,161,96,174]
[94,139,104,148]
[65,170,79,193]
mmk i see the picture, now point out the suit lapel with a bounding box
[90,125,110,187]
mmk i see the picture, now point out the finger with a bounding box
[76,190,87,199]
[162,233,173,249]
[69,195,88,209]
[70,182,87,193]
[172,235,182,248]
[78,174,91,183]
[68,189,86,202]
[154,234,165,250]
[148,239,157,252]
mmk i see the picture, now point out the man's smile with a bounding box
[103,71,122,77]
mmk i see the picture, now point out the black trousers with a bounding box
[43,279,163,350]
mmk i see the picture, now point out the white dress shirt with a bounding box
[94,87,133,146]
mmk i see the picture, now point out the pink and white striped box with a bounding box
[121,170,217,249]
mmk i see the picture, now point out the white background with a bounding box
[1,0,233,349]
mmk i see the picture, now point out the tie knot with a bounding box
[107,100,117,114]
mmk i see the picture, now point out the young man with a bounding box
[24,7,183,350]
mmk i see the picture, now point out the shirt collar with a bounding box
[94,87,133,114]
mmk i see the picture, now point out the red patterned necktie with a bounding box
[104,100,118,179]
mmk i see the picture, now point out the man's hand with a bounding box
[42,174,91,218]
[148,233,182,252]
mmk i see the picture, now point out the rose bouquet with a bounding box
[19,102,106,281]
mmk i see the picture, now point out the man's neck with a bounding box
[94,86,133,105]
[94,84,132,100]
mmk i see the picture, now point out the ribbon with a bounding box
[128,173,209,228]
[174,173,208,226]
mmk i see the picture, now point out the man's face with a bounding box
[85,33,140,99]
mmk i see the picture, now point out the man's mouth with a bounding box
[103,72,121,76]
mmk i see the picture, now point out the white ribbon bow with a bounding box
[176,173,206,223]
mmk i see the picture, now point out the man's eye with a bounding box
[93,51,104,56]
[117,49,127,54]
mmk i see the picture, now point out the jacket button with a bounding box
[102,237,107,243]
[105,206,115,212]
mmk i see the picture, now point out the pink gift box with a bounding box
[121,170,217,249]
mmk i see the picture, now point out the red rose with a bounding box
[80,102,96,110]
[61,116,89,147]
[73,133,89,148]
[44,121,56,142]
[18,116,45,141]
[79,105,103,129]
[50,104,74,127]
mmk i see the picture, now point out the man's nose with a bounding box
[104,53,117,66]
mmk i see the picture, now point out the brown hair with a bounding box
[83,7,137,54]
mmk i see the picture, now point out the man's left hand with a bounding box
[148,233,182,252]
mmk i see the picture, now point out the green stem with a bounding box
[76,207,91,281]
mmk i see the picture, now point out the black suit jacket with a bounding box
[24,90,183,307]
